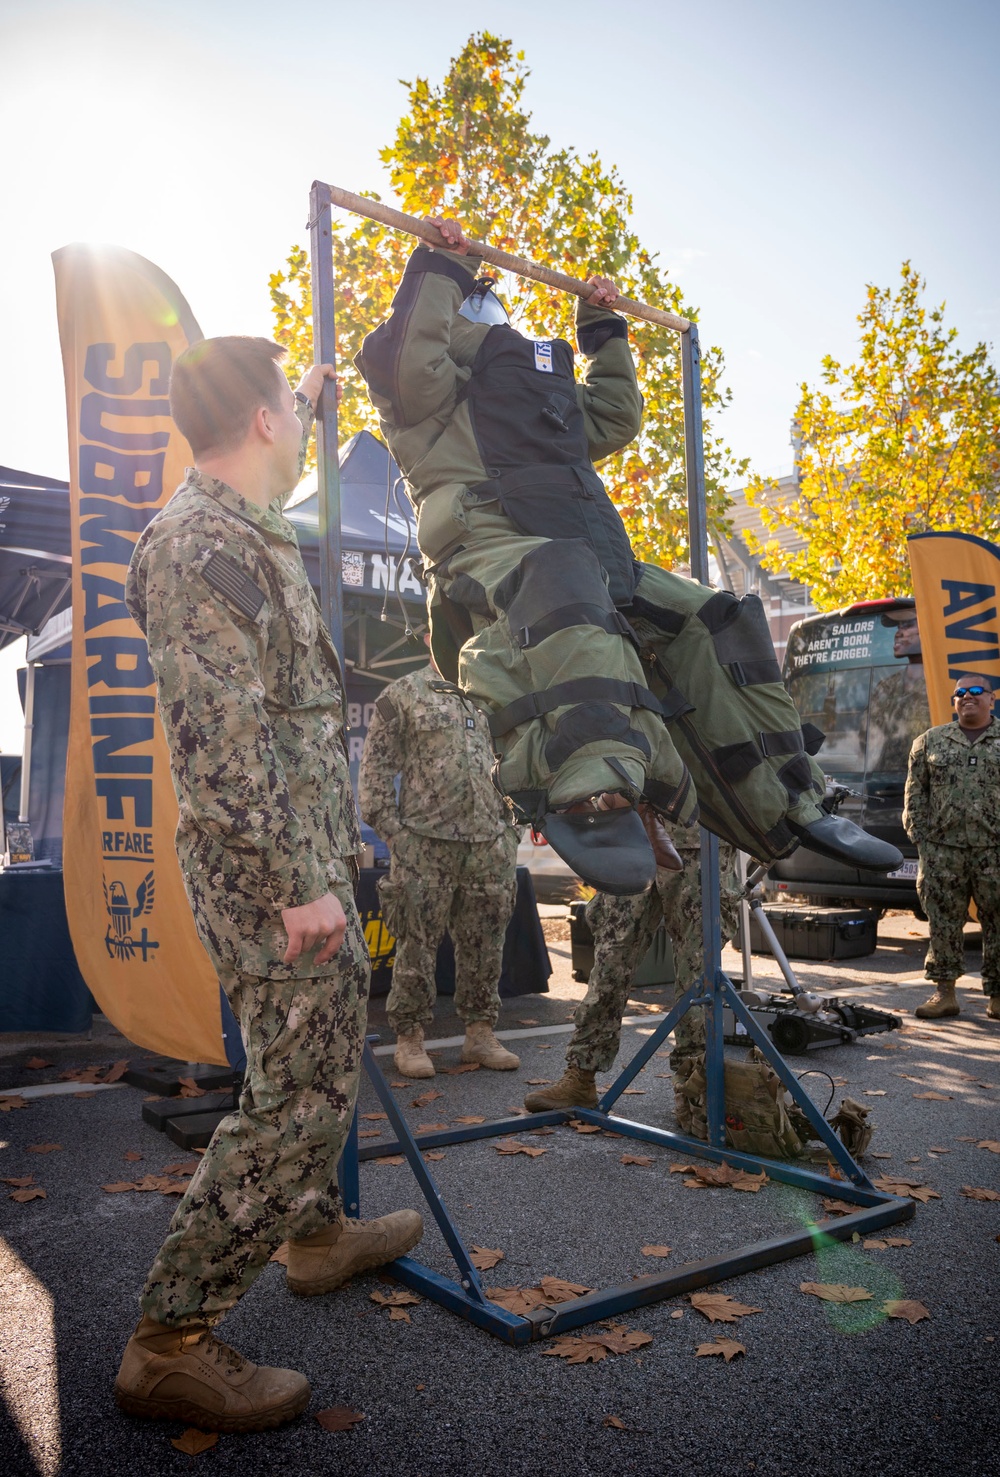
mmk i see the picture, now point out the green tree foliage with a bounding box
[270,33,743,566]
[745,262,1000,610]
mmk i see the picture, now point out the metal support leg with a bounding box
[308,180,345,658]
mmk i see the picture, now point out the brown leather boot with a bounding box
[915,982,960,1019]
[394,1027,435,1077]
[286,1209,424,1296]
[987,995,1000,1020]
[114,1315,309,1432]
[461,1021,520,1070]
[523,1065,598,1112]
[637,803,684,872]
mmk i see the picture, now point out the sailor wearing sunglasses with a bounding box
[903,673,1000,1021]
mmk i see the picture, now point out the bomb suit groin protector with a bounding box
[356,242,903,886]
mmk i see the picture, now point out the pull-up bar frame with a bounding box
[312,179,912,1341]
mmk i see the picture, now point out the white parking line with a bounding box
[2,1081,127,1101]
[371,1015,666,1056]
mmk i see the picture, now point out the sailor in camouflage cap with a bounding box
[360,640,520,1076]
[116,337,422,1434]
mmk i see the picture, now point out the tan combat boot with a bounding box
[114,1315,309,1432]
[461,1021,520,1070]
[523,1065,598,1112]
[915,982,960,1019]
[394,1027,435,1077]
[286,1209,424,1296]
[987,995,1000,1020]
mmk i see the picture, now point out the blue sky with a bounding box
[1,0,998,748]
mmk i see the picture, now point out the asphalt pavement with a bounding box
[1,911,998,1477]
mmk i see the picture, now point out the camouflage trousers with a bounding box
[568,842,741,1075]
[378,826,519,1034]
[917,840,1000,994]
[142,856,370,1326]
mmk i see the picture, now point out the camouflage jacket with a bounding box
[355,244,643,565]
[903,716,1000,847]
[125,404,362,907]
[358,664,508,843]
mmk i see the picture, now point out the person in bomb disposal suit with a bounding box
[903,671,1000,1022]
[359,642,520,1077]
[355,218,900,896]
[118,338,422,1433]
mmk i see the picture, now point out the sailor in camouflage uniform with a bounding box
[116,338,422,1434]
[524,824,740,1113]
[903,671,1000,1021]
[359,653,520,1076]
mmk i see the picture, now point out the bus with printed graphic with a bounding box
[771,596,928,912]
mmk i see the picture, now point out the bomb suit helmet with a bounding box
[457,276,509,326]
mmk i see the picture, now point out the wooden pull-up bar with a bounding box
[317,182,692,335]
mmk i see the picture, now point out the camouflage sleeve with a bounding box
[355,246,482,430]
[358,693,406,839]
[902,732,930,842]
[139,532,328,910]
[294,399,315,483]
[574,298,644,461]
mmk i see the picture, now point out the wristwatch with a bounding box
[293,390,313,411]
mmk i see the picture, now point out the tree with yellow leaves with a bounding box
[745,262,1000,610]
[270,32,744,567]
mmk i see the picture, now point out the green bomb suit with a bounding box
[356,244,832,864]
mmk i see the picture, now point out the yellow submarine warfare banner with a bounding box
[907,530,1000,727]
[53,244,227,1063]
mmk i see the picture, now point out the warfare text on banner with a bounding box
[53,245,226,1064]
[907,531,1000,728]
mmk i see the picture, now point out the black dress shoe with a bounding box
[788,814,903,872]
[541,806,656,896]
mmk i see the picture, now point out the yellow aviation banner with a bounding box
[53,245,227,1064]
[907,530,1000,727]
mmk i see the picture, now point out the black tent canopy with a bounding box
[0,465,73,651]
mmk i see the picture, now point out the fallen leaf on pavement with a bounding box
[103,1059,130,1083]
[0,1176,35,1187]
[622,1088,646,1095]
[863,1239,887,1249]
[161,1161,199,1175]
[821,1198,857,1217]
[25,1057,53,1070]
[538,1276,592,1303]
[595,1325,653,1354]
[495,1139,547,1158]
[388,1307,411,1322]
[567,1120,602,1134]
[26,1143,61,1154]
[872,1177,941,1202]
[641,1245,672,1258]
[871,1153,893,1160]
[885,1237,913,1247]
[171,1428,219,1454]
[897,1074,925,1084]
[487,1286,548,1314]
[454,1115,485,1125]
[961,1185,1000,1201]
[376,1155,406,1166]
[525,1079,551,1086]
[123,1151,143,1162]
[389,1081,409,1089]
[977,1140,1000,1154]
[361,1112,387,1121]
[800,1282,873,1304]
[689,1292,762,1323]
[10,1187,47,1202]
[412,1089,444,1108]
[669,1163,697,1174]
[423,1151,446,1162]
[470,1246,504,1271]
[913,1092,952,1101]
[670,1309,684,1319]
[0,1095,28,1111]
[883,1299,930,1324]
[358,1130,382,1139]
[315,1406,365,1432]
[604,1415,627,1429]
[102,1182,138,1193]
[864,1090,887,1097]
[621,1154,654,1167]
[370,1289,421,1309]
[732,1169,769,1193]
[541,1336,610,1364]
[696,1336,746,1362]
[928,1147,950,1154]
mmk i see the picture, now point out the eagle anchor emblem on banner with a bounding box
[103,870,159,962]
